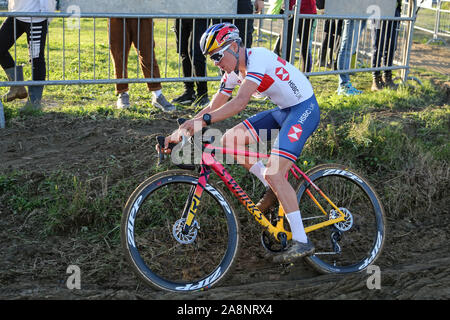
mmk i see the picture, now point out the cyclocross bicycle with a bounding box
[120,119,386,292]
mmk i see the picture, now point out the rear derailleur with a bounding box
[330,227,342,254]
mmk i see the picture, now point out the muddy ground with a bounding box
[0,42,449,301]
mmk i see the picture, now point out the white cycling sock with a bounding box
[286,210,308,243]
[153,89,162,98]
[249,160,269,187]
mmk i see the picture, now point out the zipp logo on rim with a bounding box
[359,231,383,270]
[322,169,364,183]
[127,195,143,248]
[175,267,222,291]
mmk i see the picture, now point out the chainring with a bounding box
[261,230,288,253]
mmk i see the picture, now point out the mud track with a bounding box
[0,110,448,300]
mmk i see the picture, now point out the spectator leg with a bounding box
[25,19,48,106]
[133,18,162,92]
[175,19,195,95]
[337,19,354,86]
[0,18,28,102]
[191,18,208,97]
[109,18,132,95]
[0,17,23,71]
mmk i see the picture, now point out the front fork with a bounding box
[180,165,211,234]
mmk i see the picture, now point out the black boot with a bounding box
[383,71,398,90]
[371,72,384,91]
[171,89,196,106]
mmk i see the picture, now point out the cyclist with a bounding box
[162,23,320,263]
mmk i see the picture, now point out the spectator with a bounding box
[213,0,265,48]
[109,18,175,112]
[273,0,317,73]
[172,18,209,107]
[370,0,402,91]
[0,0,55,110]
[336,18,366,96]
[316,0,343,69]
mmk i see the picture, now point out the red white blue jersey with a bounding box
[219,47,314,109]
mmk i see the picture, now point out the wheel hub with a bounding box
[172,218,199,244]
[329,208,353,232]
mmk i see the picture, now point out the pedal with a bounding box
[277,232,288,250]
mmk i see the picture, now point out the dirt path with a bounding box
[1,110,449,300]
[409,42,449,77]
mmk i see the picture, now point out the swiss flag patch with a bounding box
[275,67,289,81]
[288,124,303,142]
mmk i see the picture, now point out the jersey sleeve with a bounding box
[245,49,268,87]
[219,73,238,97]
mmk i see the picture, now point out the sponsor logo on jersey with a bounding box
[288,124,303,142]
[298,103,315,124]
[275,67,289,81]
[288,80,303,100]
[277,56,287,65]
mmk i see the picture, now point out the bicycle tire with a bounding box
[121,170,240,292]
[296,164,386,274]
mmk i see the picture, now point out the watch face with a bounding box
[203,114,211,124]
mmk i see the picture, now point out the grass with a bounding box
[0,15,449,244]
[0,16,278,109]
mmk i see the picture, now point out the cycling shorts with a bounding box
[243,94,320,162]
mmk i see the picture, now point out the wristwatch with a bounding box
[202,113,212,126]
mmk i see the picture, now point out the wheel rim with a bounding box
[124,175,238,291]
[298,170,384,273]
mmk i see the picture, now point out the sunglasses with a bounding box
[209,43,232,63]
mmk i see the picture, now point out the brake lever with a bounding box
[156,136,167,165]
[156,118,189,165]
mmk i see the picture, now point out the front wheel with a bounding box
[121,170,240,292]
[296,164,386,274]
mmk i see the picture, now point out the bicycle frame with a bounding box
[181,143,347,242]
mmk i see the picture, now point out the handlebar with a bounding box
[156,118,215,166]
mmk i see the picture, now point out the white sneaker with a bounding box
[152,93,176,112]
[117,92,130,109]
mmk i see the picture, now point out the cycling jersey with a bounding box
[219,47,314,109]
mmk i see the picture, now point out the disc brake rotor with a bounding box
[329,207,354,232]
[172,218,199,244]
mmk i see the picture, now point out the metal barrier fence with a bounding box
[257,1,418,80]
[1,0,420,129]
[0,11,290,87]
[414,0,450,43]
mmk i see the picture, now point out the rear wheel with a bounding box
[121,170,240,292]
[296,164,386,274]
